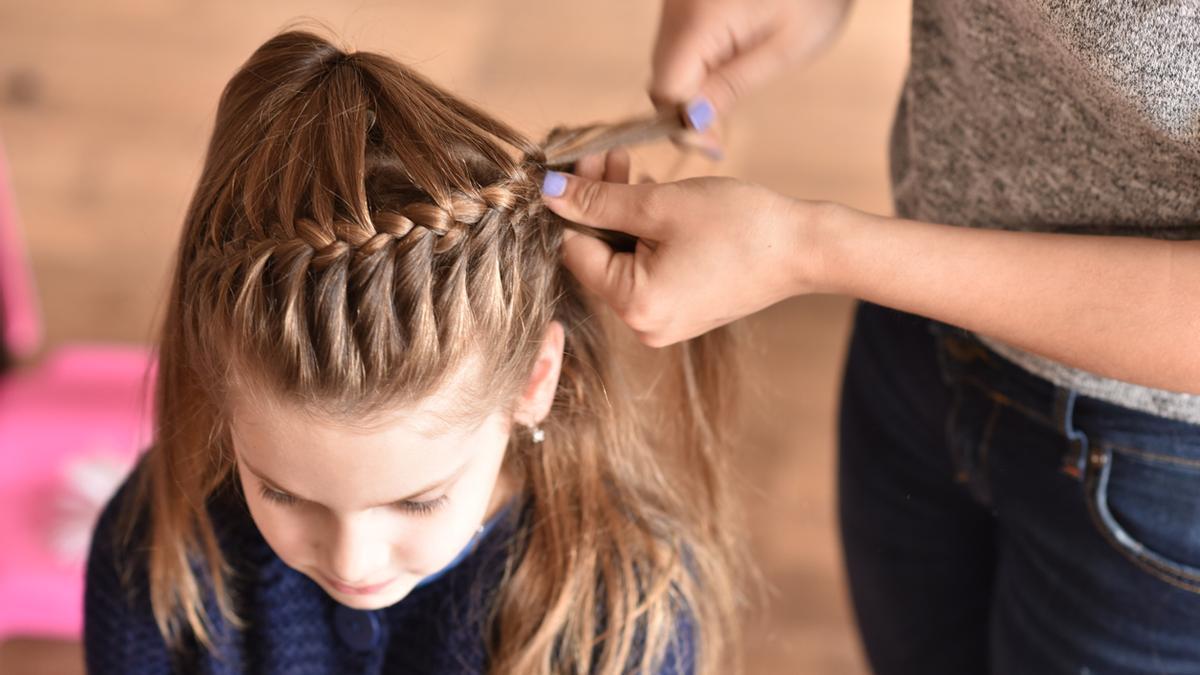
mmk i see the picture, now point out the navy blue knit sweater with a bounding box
[84,467,695,674]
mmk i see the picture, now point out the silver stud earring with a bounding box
[529,425,545,444]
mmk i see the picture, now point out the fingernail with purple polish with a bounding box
[542,171,567,197]
[685,97,715,132]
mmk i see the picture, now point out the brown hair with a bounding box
[121,28,744,674]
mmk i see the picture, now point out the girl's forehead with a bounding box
[228,379,505,497]
[231,350,500,424]
[227,351,505,430]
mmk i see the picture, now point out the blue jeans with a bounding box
[838,302,1200,675]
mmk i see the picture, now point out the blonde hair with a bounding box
[120,29,744,674]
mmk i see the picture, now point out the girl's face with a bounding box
[229,322,564,610]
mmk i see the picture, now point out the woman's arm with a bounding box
[817,206,1200,394]
[544,174,1200,394]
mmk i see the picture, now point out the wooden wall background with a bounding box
[0,1,911,672]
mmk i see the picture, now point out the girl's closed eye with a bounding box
[397,495,448,516]
[259,483,298,506]
[257,482,448,516]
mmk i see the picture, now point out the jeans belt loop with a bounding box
[1054,387,1091,480]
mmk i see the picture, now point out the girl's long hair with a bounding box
[119,29,744,674]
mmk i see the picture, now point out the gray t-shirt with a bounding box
[890,0,1200,423]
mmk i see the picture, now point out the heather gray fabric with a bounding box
[889,0,1200,423]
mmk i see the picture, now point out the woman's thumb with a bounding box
[541,171,651,235]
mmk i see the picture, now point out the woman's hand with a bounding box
[544,168,832,347]
[652,0,852,118]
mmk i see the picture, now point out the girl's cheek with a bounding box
[386,511,467,575]
[276,515,318,551]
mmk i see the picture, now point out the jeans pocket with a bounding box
[1085,441,1200,594]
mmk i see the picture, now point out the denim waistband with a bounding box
[917,314,1200,472]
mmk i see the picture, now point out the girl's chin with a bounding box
[332,591,404,610]
[326,581,416,609]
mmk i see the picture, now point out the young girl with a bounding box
[84,29,742,675]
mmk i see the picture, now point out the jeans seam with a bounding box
[1108,443,1200,470]
[935,330,1058,429]
[944,386,1004,505]
[975,398,1003,503]
[1084,499,1200,595]
[953,374,1057,431]
[1085,447,1200,594]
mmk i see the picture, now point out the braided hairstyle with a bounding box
[123,29,744,675]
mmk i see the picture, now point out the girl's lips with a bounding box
[322,573,397,596]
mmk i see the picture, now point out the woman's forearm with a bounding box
[813,205,1200,394]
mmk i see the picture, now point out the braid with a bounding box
[195,159,549,406]
[196,96,685,392]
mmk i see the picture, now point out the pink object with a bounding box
[0,346,155,638]
[0,140,156,639]
[0,138,42,359]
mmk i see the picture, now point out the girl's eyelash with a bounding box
[258,481,447,515]
[398,495,448,516]
[259,483,298,506]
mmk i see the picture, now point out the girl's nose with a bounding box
[326,516,390,585]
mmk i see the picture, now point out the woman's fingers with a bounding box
[551,174,814,347]
[573,152,607,181]
[541,172,667,240]
[650,0,848,119]
[603,148,631,184]
[559,230,639,315]
[650,0,787,115]
[575,149,632,184]
[694,31,795,116]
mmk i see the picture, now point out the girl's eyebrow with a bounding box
[237,453,472,508]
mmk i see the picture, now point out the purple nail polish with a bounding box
[542,171,567,197]
[685,97,715,132]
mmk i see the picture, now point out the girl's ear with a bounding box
[513,321,565,427]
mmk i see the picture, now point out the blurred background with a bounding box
[0,1,910,672]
